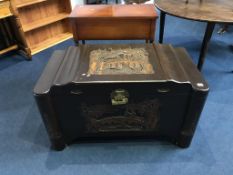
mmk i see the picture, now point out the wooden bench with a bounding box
[69,4,158,44]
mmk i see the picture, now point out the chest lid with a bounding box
[34,44,209,95]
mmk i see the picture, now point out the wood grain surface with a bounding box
[154,0,233,23]
[10,0,72,56]
[70,4,157,19]
[0,1,12,19]
[70,5,157,42]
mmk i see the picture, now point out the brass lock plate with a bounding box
[111,89,129,105]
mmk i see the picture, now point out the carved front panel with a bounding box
[81,99,160,133]
[88,48,154,75]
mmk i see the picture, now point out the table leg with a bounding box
[197,22,215,70]
[230,45,233,73]
[159,11,166,44]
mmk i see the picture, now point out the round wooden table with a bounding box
[154,0,233,70]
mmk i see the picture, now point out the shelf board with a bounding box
[0,1,13,19]
[31,32,72,55]
[0,45,18,55]
[16,0,47,8]
[22,13,69,32]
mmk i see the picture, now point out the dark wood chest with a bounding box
[34,44,208,150]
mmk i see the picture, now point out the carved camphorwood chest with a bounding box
[34,44,209,151]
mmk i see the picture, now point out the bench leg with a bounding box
[74,40,79,46]
[146,40,154,43]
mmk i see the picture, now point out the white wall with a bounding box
[71,0,84,8]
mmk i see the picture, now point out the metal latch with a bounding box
[111,89,129,105]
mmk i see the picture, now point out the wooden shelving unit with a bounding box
[0,0,12,19]
[11,0,72,58]
[30,32,72,54]
[22,13,69,32]
[15,0,46,8]
[0,0,18,56]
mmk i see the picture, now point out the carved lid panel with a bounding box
[88,48,154,75]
